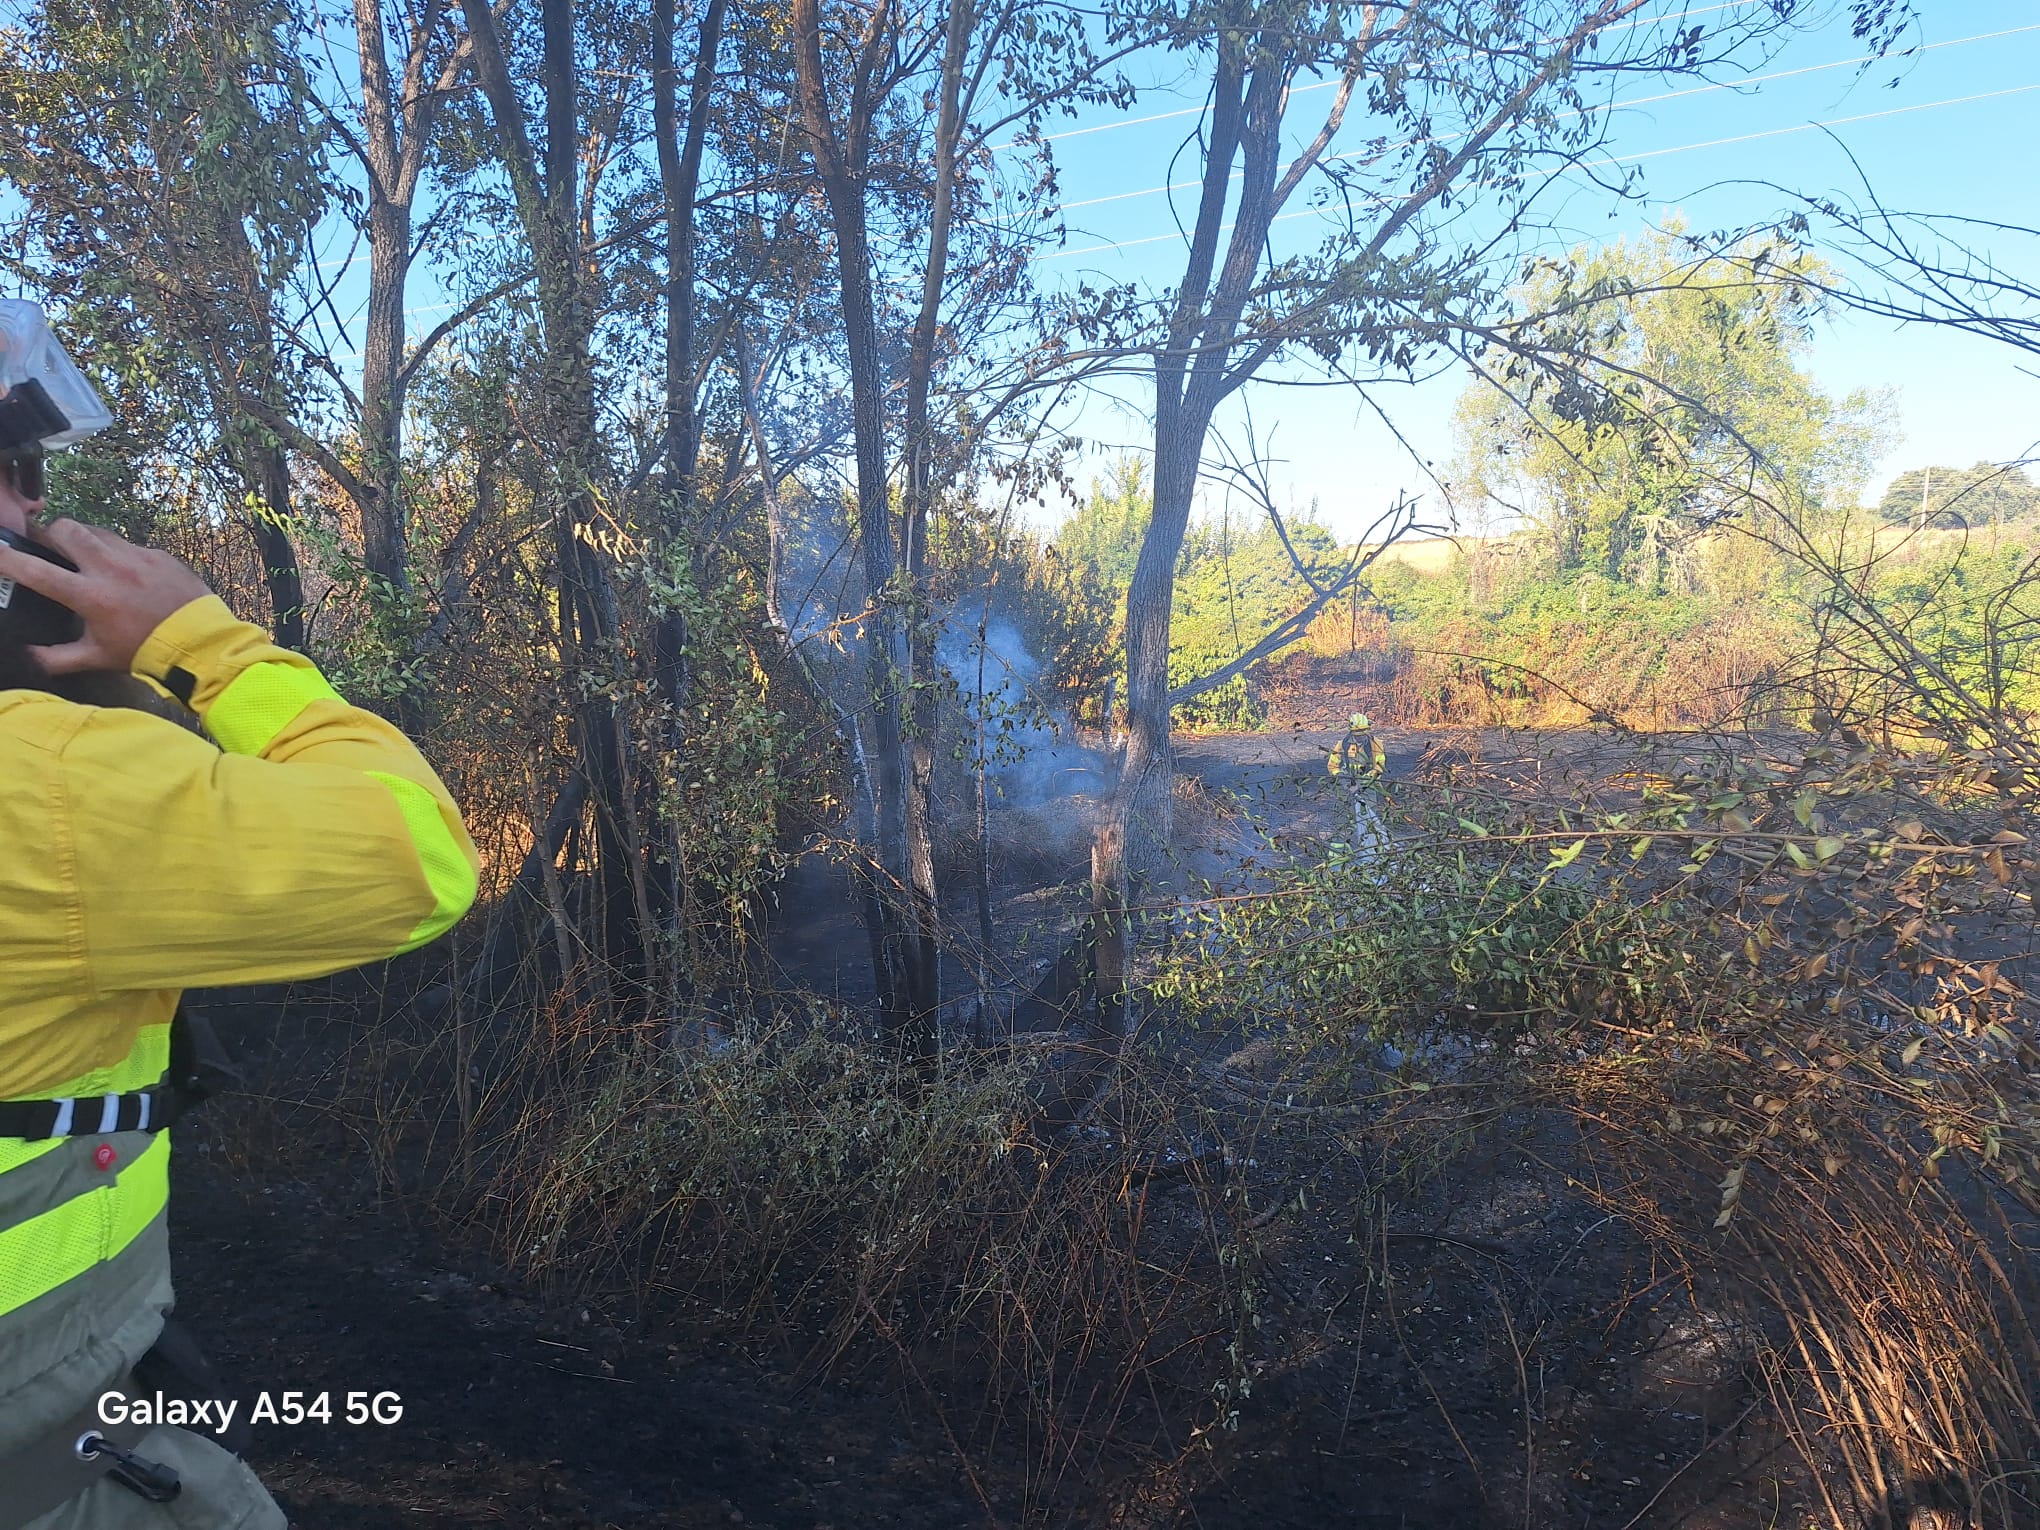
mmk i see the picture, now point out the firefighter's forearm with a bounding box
[130,596,480,954]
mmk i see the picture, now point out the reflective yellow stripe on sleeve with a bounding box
[368,772,479,951]
[0,1130,169,1317]
[206,660,343,757]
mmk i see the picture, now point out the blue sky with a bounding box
[1022,0,2040,536]
[18,1,2030,542]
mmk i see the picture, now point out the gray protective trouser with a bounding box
[0,1144,287,1530]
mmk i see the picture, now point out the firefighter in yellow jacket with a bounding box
[0,301,480,1525]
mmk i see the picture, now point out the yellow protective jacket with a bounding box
[0,594,479,1473]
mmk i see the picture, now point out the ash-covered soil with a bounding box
[170,1158,988,1529]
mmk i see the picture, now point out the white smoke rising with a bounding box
[940,615,1106,807]
[783,530,857,649]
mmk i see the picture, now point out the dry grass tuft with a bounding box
[475,1011,1261,1520]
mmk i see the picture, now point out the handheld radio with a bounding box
[0,525,83,647]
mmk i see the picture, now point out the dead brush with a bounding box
[1528,721,2040,1528]
[481,1010,1259,1521]
[1168,768,1244,851]
[1562,1022,2040,1530]
[1166,700,2040,1527]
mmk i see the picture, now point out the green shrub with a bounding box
[1161,788,1689,1051]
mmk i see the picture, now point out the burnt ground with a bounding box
[168,1123,1810,1530]
[167,1163,989,1529]
[161,721,1869,1530]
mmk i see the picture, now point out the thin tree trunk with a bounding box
[645,0,729,1000]
[1113,428,1198,877]
[351,0,471,592]
[738,324,901,1032]
[351,0,409,589]
[354,179,410,589]
[463,0,644,994]
[475,771,591,1005]
[1090,21,1356,1045]
[973,594,995,1020]
[653,0,726,496]
[897,0,971,1059]
[792,0,936,1056]
[249,443,307,652]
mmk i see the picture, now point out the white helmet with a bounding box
[0,299,113,453]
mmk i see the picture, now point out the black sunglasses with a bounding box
[1,452,44,502]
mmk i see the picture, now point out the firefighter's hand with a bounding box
[0,518,211,676]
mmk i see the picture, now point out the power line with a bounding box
[1036,82,2040,262]
[318,57,2037,350]
[1603,82,2040,166]
[357,0,1772,114]
[309,0,1815,287]
[1052,23,2040,216]
[309,9,2008,290]
[989,0,1777,153]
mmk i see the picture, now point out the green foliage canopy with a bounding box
[1454,225,1887,588]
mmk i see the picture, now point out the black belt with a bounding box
[0,1085,185,1140]
[0,1378,180,1528]
[0,1003,234,1141]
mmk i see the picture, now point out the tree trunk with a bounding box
[354,176,410,590]
[792,0,937,1057]
[350,0,471,593]
[1114,418,1201,878]
[840,201,923,1043]
[897,0,971,1057]
[1087,24,1324,1042]
[351,0,407,588]
[249,442,306,652]
[462,0,645,995]
[645,0,728,1000]
[652,0,725,498]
